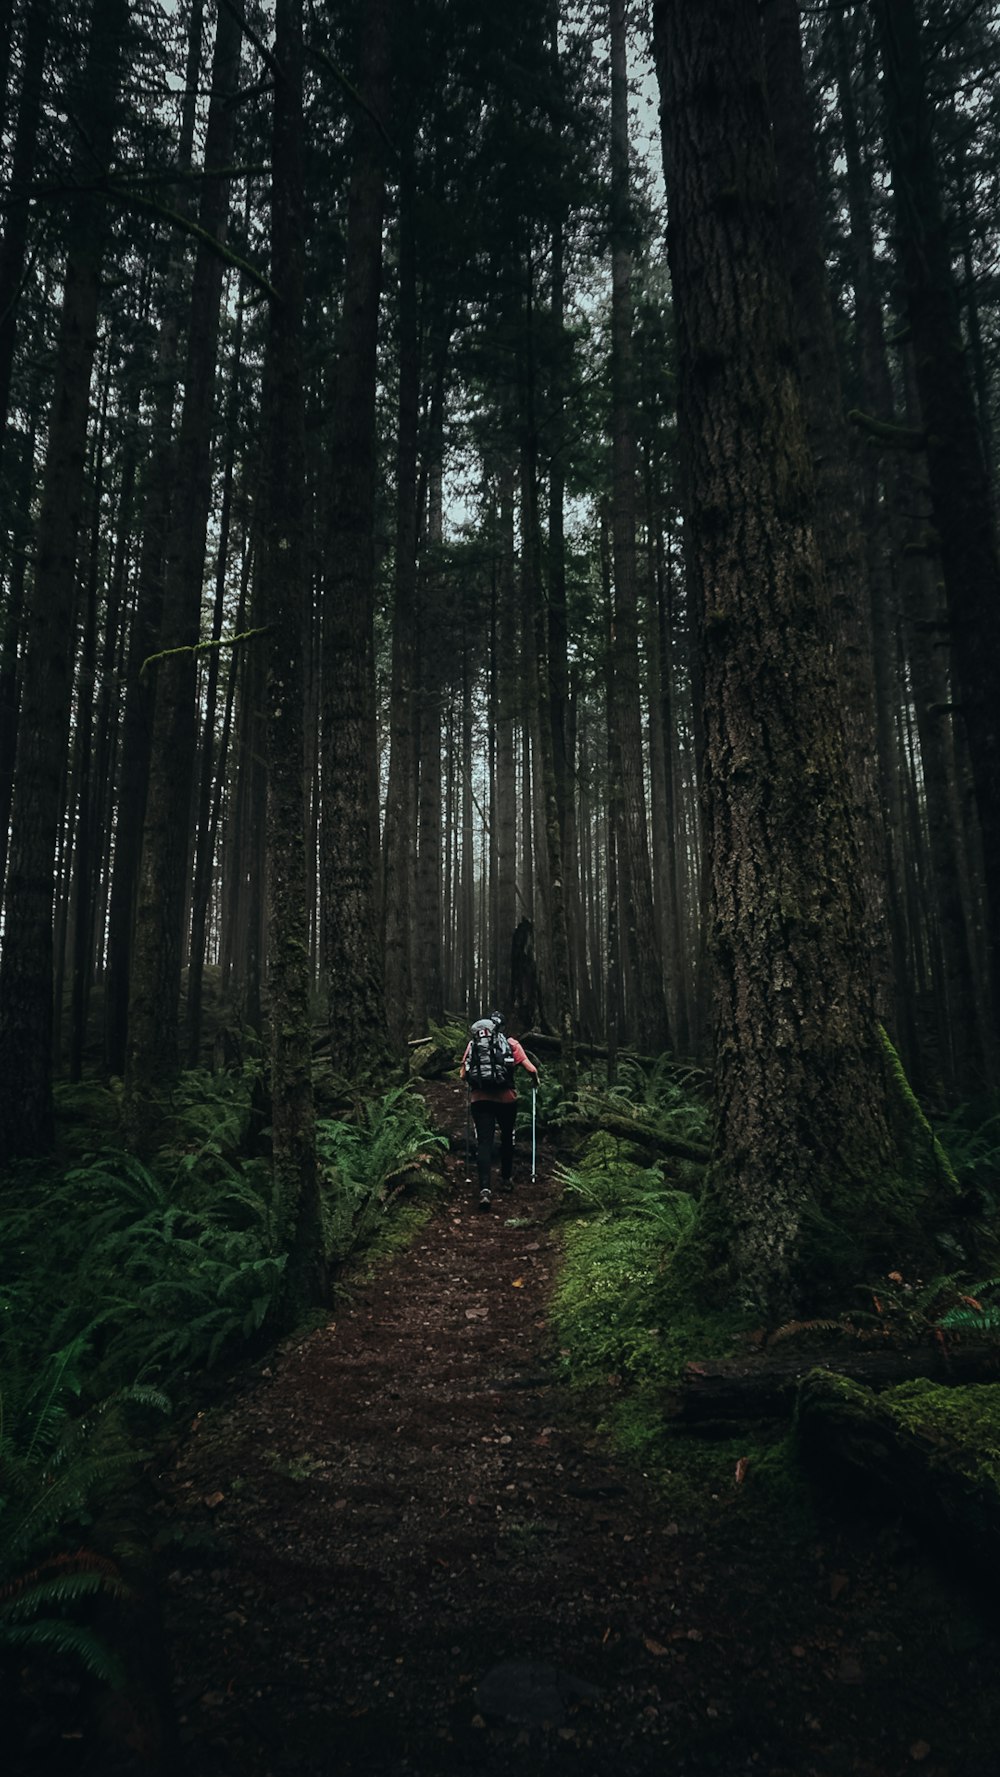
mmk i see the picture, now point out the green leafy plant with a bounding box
[316,1086,447,1264]
[1,1146,287,1395]
[0,1335,167,1681]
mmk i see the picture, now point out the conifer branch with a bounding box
[306,36,397,156]
[112,189,277,300]
[140,626,272,680]
[847,408,927,451]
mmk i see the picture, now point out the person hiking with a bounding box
[461,1011,539,1211]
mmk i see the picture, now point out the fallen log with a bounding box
[667,1340,1000,1425]
[796,1370,1000,1575]
[557,1109,710,1167]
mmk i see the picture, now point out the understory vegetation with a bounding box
[549,1059,1000,1518]
[0,1066,446,1679]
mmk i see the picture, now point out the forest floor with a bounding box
[155,1082,1000,1777]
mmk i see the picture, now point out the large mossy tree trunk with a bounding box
[0,0,128,1159]
[651,0,926,1318]
[262,0,325,1318]
[761,0,889,1019]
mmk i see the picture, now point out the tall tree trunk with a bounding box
[382,141,419,1046]
[68,345,112,1080]
[494,459,518,1004]
[871,0,1000,1045]
[412,450,445,1030]
[186,280,246,1066]
[0,0,128,1159]
[321,0,392,1076]
[653,0,932,1318]
[0,0,50,452]
[609,0,669,1055]
[263,0,324,1317]
[103,0,205,1076]
[124,0,243,1134]
[761,0,890,1020]
[0,421,33,897]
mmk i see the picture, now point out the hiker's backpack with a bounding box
[466,1019,514,1091]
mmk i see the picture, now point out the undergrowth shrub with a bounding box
[935,1095,1000,1218]
[0,1334,167,1681]
[2,1144,286,1396]
[317,1085,447,1264]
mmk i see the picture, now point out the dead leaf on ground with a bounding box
[829,1572,849,1602]
[734,1456,749,1485]
[465,1306,488,1320]
[511,1277,525,1288]
[910,1743,931,1763]
[203,1491,225,1509]
[644,1637,669,1657]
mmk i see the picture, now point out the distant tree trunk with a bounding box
[871,0,1000,1045]
[382,142,419,1045]
[653,0,921,1318]
[412,446,445,1030]
[520,259,575,1079]
[103,0,205,1076]
[68,349,112,1081]
[0,0,50,452]
[321,0,392,1077]
[187,282,246,1066]
[263,0,324,1317]
[494,458,518,1004]
[609,0,669,1056]
[0,0,128,1160]
[0,424,33,897]
[124,0,243,1135]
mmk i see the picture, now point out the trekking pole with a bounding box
[531,1080,537,1183]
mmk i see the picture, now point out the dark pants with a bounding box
[471,1098,517,1191]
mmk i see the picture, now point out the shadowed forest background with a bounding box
[2,0,1000,1769]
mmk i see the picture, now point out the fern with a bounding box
[0,1341,166,1683]
[1,1614,125,1683]
[317,1086,446,1263]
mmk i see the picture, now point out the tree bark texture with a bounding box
[102,0,205,1076]
[382,143,419,1046]
[263,0,324,1317]
[321,0,392,1076]
[871,0,1000,1050]
[761,0,889,1020]
[653,0,910,1317]
[0,0,128,1158]
[609,0,669,1056]
[125,0,243,1127]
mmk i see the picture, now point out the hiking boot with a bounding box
[500,1175,513,1193]
[479,1187,492,1211]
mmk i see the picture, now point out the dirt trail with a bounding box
[160,1083,999,1777]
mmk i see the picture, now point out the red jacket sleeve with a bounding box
[508,1037,537,1074]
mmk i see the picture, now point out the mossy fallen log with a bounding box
[556,1110,710,1167]
[668,1342,1000,1425]
[797,1372,1000,1574]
